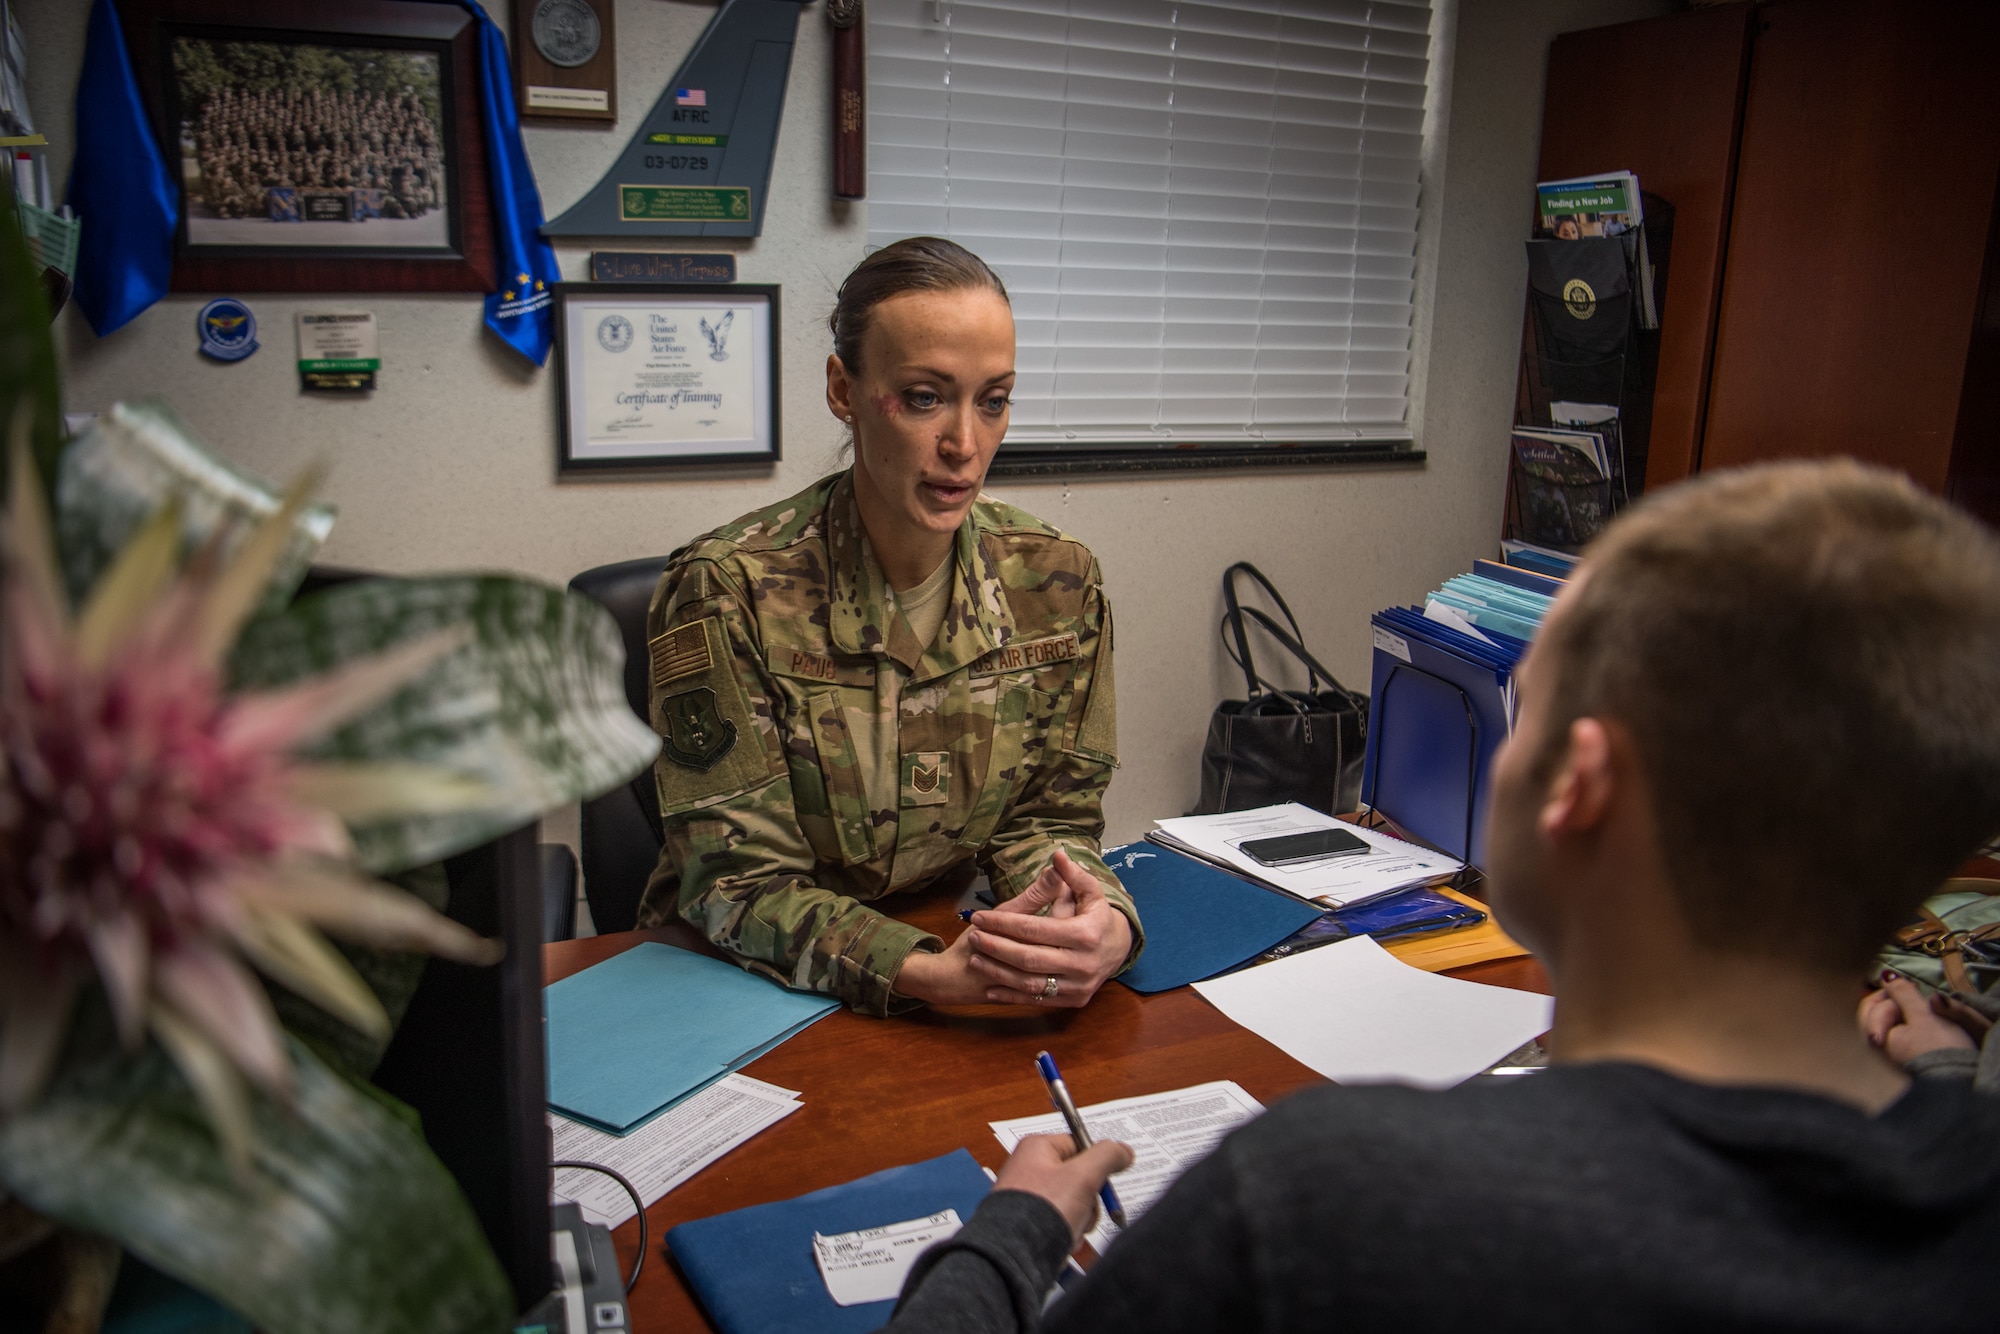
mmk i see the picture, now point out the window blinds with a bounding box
[866,0,1432,445]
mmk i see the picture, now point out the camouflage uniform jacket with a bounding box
[635,470,1140,1016]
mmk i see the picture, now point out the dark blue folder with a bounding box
[1108,842,1324,993]
[1362,610,1519,866]
[666,1149,993,1334]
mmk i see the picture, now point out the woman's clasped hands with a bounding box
[893,849,1132,1008]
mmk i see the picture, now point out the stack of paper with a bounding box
[990,1081,1266,1254]
[545,942,839,1133]
[1192,935,1554,1089]
[551,1073,805,1228]
[1151,804,1460,909]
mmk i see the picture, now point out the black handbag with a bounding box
[1194,563,1369,817]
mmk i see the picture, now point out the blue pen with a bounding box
[958,908,976,922]
[1034,1050,1128,1229]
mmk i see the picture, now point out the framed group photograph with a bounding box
[115,0,496,293]
[554,283,781,472]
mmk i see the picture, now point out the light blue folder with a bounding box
[545,942,839,1134]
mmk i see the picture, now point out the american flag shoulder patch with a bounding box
[650,620,714,685]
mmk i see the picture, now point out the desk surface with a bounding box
[544,894,1552,1332]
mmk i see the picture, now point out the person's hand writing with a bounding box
[991,1133,1135,1246]
[964,849,1132,1007]
[1858,973,1991,1066]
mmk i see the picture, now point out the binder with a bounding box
[1362,610,1519,866]
[666,1149,993,1334]
[1105,841,1326,994]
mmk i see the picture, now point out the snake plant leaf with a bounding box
[228,575,661,875]
[0,185,63,499]
[0,999,514,1334]
[54,401,336,614]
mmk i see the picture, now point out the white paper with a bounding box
[812,1209,964,1307]
[1153,803,1460,907]
[1423,597,1498,645]
[1193,935,1555,1090]
[990,1080,1265,1254]
[550,1073,802,1228]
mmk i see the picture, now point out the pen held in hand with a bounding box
[1034,1049,1128,1230]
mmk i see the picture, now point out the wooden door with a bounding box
[1536,4,1755,492]
[1699,0,2000,490]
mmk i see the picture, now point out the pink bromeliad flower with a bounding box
[0,441,498,1167]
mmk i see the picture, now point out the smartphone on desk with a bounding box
[1239,827,1371,867]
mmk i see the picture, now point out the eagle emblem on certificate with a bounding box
[699,310,734,361]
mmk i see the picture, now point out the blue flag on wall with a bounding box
[67,0,558,364]
[68,0,176,337]
[463,1,560,366]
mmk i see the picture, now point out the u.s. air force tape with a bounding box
[969,632,1080,677]
[650,621,713,684]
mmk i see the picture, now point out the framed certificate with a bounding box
[554,282,780,471]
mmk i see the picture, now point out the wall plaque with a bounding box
[513,0,617,123]
[541,0,802,238]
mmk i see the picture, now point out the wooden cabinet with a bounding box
[1530,0,2000,523]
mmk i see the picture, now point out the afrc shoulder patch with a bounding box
[660,685,737,770]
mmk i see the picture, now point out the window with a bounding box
[867,0,1433,458]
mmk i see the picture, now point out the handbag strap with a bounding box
[1220,562,1311,699]
[1223,604,1366,713]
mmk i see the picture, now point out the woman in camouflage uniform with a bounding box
[636,238,1142,1016]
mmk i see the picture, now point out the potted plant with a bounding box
[0,196,659,1332]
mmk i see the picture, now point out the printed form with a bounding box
[990,1081,1266,1254]
[550,1073,803,1228]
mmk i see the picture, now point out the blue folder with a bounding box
[667,1149,994,1334]
[1109,842,1325,994]
[545,942,839,1133]
[1362,610,1520,866]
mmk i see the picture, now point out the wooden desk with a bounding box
[545,896,1552,1332]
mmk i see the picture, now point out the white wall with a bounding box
[16,0,1668,852]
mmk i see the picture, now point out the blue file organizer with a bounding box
[1360,607,1522,867]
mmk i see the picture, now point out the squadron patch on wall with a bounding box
[661,686,737,770]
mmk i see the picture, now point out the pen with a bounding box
[958,908,976,922]
[1034,1050,1127,1229]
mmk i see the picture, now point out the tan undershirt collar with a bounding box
[893,550,955,651]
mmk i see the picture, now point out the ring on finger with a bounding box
[1040,974,1059,1001]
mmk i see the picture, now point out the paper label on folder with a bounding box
[1373,626,1412,662]
[812,1209,964,1306]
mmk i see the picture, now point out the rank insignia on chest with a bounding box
[901,751,950,807]
[661,686,737,770]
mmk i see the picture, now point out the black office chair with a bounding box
[568,554,676,934]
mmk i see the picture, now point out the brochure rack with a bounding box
[1507,194,1673,551]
